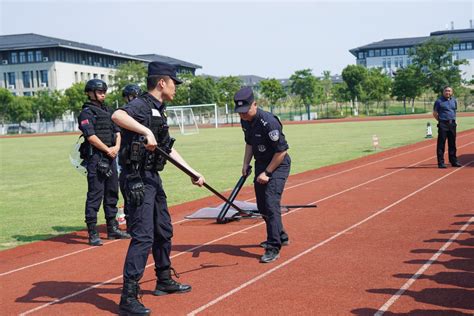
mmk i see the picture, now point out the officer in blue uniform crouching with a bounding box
[234,87,291,263]
[78,79,131,246]
[112,62,205,316]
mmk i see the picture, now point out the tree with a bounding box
[169,73,194,106]
[108,61,147,106]
[63,82,87,116]
[341,64,368,115]
[410,38,468,94]
[289,69,320,119]
[392,65,424,113]
[6,96,34,123]
[189,76,218,105]
[362,68,392,115]
[216,76,242,109]
[259,78,286,112]
[0,88,14,123]
[33,90,67,122]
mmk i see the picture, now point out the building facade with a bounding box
[0,33,201,96]
[350,28,474,81]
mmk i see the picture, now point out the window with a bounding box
[453,44,459,50]
[22,71,31,88]
[358,52,364,59]
[400,58,404,68]
[387,59,391,68]
[19,52,26,63]
[40,70,48,86]
[7,72,16,88]
[23,91,32,96]
[467,43,473,50]
[27,51,34,62]
[35,50,42,62]
[93,73,98,79]
[394,57,399,67]
[460,43,466,50]
[382,58,386,68]
[381,49,386,56]
[375,50,380,57]
[369,50,374,57]
[100,74,105,80]
[393,48,399,55]
[11,52,18,64]
[387,49,392,56]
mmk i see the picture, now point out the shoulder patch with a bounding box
[80,119,90,126]
[268,129,279,141]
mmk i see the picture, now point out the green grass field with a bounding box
[1,117,473,250]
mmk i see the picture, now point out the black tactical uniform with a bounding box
[116,62,190,316]
[235,87,291,263]
[78,79,130,246]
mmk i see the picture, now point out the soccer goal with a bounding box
[167,103,218,135]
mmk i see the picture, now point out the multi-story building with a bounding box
[350,27,474,81]
[0,33,201,96]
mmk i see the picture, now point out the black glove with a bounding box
[97,157,113,177]
[126,174,145,206]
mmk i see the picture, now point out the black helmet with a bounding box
[85,79,108,92]
[122,84,142,98]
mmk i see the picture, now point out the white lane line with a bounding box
[375,215,474,316]
[6,134,473,277]
[0,218,189,277]
[19,152,468,316]
[187,162,472,316]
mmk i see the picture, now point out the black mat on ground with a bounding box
[185,200,258,219]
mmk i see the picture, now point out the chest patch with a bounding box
[257,144,266,152]
[268,130,279,141]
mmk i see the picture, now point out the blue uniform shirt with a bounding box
[241,108,289,164]
[433,96,457,121]
[119,93,165,145]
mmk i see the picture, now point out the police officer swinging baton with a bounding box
[141,137,252,216]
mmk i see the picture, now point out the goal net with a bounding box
[167,104,218,135]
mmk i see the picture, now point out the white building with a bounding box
[0,33,201,96]
[350,28,474,81]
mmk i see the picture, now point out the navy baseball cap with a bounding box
[234,87,254,113]
[148,61,183,85]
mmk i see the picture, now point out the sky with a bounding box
[1,0,473,78]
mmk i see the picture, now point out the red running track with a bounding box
[1,130,473,315]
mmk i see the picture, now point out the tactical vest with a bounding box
[86,104,115,146]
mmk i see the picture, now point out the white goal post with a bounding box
[166,103,218,135]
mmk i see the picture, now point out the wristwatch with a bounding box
[264,170,272,177]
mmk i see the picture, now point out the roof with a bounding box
[136,54,201,70]
[350,28,474,56]
[0,33,147,61]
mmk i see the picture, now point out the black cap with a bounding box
[234,87,254,113]
[148,61,183,85]
[122,84,141,97]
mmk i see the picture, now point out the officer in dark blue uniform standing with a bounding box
[234,87,291,263]
[112,62,205,316]
[78,79,131,246]
[119,84,142,232]
[433,86,462,169]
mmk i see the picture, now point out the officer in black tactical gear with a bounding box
[122,84,142,103]
[119,83,142,232]
[78,79,131,246]
[234,87,291,264]
[112,62,205,316]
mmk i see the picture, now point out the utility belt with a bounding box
[439,119,456,124]
[121,136,175,173]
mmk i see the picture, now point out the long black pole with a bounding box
[152,145,249,214]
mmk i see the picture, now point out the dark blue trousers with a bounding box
[254,155,291,249]
[437,120,458,165]
[84,153,119,224]
[122,170,173,281]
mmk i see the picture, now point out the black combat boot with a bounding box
[107,218,131,240]
[86,223,103,246]
[119,279,151,316]
[153,268,191,296]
